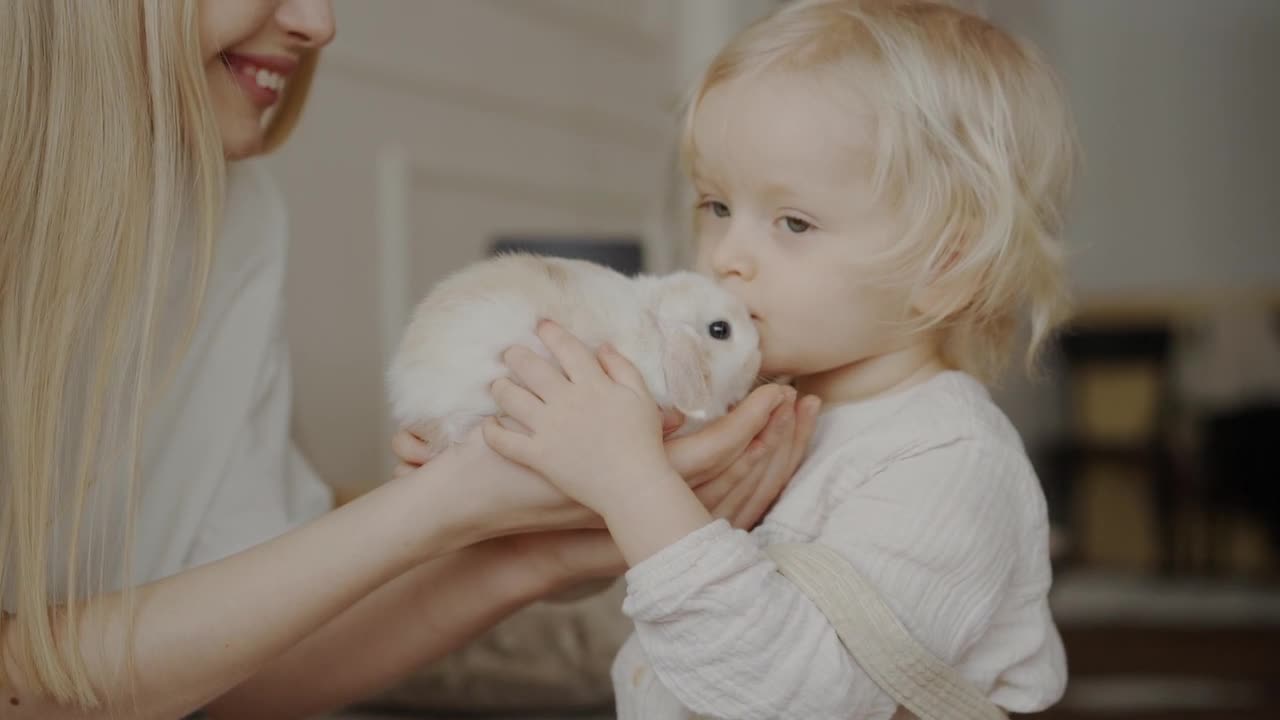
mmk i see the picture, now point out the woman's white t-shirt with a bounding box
[2,160,333,608]
[136,159,333,578]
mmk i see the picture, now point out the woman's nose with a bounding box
[278,0,336,49]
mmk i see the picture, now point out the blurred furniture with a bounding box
[1196,401,1280,576]
[1029,624,1280,719]
[1037,321,1185,575]
[1038,291,1280,578]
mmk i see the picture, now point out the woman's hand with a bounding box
[396,420,606,545]
[671,382,819,529]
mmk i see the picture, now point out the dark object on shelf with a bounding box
[1034,322,1184,574]
[1198,401,1280,572]
[489,236,645,277]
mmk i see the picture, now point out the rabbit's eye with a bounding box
[708,320,731,340]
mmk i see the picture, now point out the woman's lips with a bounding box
[221,52,297,109]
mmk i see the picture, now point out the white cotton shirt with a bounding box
[2,159,333,610]
[612,370,1068,720]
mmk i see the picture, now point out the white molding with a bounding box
[375,144,412,477]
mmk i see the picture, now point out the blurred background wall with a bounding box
[267,0,1279,496]
[985,0,1280,441]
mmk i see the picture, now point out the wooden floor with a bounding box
[1023,625,1280,719]
[331,618,1280,719]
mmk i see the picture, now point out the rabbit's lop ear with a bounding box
[660,324,712,420]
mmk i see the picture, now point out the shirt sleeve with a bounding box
[620,439,1027,720]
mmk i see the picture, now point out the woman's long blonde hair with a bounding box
[0,0,316,707]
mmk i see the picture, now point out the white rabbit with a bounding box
[387,252,762,458]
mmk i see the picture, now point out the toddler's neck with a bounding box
[793,339,948,407]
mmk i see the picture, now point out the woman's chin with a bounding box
[221,134,265,160]
[217,114,268,160]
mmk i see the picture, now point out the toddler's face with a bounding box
[692,71,917,379]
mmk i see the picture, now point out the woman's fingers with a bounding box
[692,441,765,510]
[391,428,432,465]
[667,384,788,483]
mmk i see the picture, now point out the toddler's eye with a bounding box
[701,201,730,218]
[708,320,731,340]
[784,216,812,233]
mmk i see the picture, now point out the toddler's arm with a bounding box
[619,440,1044,720]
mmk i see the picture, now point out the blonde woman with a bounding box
[0,1,815,718]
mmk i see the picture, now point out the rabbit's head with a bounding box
[643,271,762,425]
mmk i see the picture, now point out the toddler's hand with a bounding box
[482,319,676,517]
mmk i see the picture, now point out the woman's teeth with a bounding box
[239,64,285,91]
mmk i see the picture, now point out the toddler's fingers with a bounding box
[535,319,605,384]
[598,343,652,399]
[502,345,569,401]
[490,376,544,430]
[481,416,538,468]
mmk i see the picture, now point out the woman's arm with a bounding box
[0,433,552,720]
[204,381,800,720]
[0,374,800,720]
[203,532,565,720]
[208,380,804,720]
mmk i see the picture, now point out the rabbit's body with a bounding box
[388,253,760,455]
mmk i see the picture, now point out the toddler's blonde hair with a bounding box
[682,0,1080,381]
